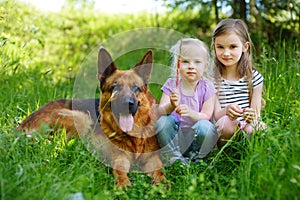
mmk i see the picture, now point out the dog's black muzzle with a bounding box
[111,97,139,117]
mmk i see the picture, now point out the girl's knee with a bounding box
[191,121,218,157]
[156,115,176,132]
[193,120,217,137]
[220,129,234,139]
[216,116,238,137]
[156,115,178,145]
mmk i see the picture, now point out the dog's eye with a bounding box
[110,82,121,92]
[132,85,142,93]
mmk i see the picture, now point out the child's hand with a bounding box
[243,108,256,123]
[170,89,180,108]
[175,104,191,117]
[226,103,243,120]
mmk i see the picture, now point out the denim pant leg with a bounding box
[156,115,186,164]
[190,120,218,159]
[179,127,195,157]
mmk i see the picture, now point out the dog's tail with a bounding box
[17,99,92,138]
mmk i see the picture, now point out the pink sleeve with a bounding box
[161,78,176,96]
[203,80,216,102]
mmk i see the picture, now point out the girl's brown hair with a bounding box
[211,18,254,102]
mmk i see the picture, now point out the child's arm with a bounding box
[213,97,224,121]
[243,83,263,122]
[250,83,263,117]
[214,98,243,121]
[176,95,215,122]
[158,89,179,115]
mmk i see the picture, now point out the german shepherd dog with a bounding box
[18,48,167,187]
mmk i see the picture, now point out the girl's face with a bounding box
[179,43,207,83]
[214,32,249,69]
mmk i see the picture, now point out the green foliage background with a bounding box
[0,1,299,199]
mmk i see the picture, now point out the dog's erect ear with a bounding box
[98,48,117,85]
[134,50,153,85]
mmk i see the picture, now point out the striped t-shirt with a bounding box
[215,69,264,111]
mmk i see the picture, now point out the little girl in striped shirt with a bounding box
[212,18,266,148]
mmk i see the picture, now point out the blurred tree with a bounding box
[257,0,300,38]
[232,0,246,20]
[162,0,220,22]
[162,0,300,42]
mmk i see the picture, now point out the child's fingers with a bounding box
[243,115,252,123]
[228,109,242,120]
[243,109,255,122]
[170,89,181,108]
[226,104,243,118]
[171,88,179,96]
[170,96,179,107]
[232,104,243,114]
[175,104,189,116]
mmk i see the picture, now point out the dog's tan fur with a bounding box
[17,48,166,187]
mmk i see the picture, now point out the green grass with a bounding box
[1,1,299,199]
[1,43,299,199]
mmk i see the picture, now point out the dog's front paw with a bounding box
[151,171,169,186]
[152,174,171,189]
[115,177,132,188]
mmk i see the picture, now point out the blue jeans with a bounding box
[156,115,218,163]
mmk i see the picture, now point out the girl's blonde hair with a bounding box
[169,38,211,78]
[211,18,254,100]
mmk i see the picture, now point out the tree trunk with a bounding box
[213,0,219,23]
[232,0,247,21]
[240,0,247,21]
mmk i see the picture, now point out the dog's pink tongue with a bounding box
[119,114,134,132]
